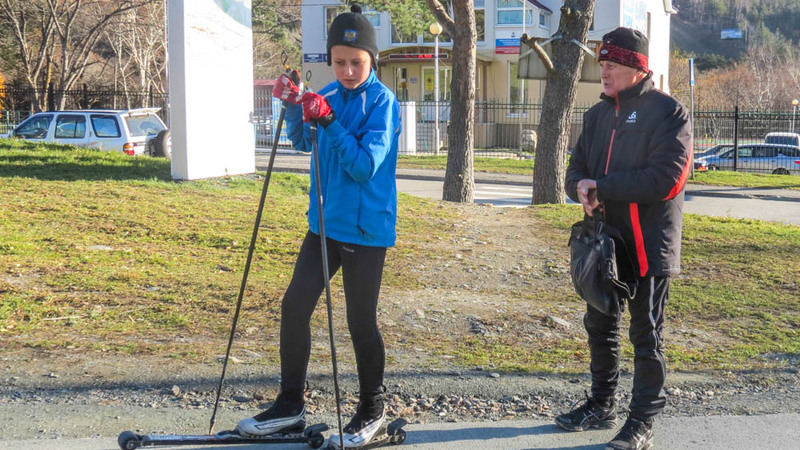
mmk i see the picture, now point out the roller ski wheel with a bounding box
[118,431,142,450]
[117,423,328,449]
[327,418,408,449]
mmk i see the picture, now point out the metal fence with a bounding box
[397,101,591,158]
[3,88,799,175]
[250,98,591,159]
[0,85,168,123]
[693,108,800,175]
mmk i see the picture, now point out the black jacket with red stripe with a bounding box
[565,75,693,277]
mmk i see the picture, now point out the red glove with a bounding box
[300,92,335,127]
[272,71,302,103]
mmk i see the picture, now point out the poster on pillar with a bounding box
[168,0,255,180]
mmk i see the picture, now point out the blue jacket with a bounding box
[284,71,401,247]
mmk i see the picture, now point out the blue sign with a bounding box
[304,53,327,63]
[495,38,520,47]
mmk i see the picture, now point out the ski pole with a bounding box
[309,119,345,449]
[207,66,300,435]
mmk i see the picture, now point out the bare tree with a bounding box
[0,0,57,110]
[525,0,595,204]
[0,0,155,110]
[252,0,302,79]
[103,3,167,107]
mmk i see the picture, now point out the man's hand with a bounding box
[272,71,302,103]
[577,178,601,217]
[300,92,335,128]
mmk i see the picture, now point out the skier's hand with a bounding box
[577,178,600,217]
[301,92,335,128]
[272,71,302,103]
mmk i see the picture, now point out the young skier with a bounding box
[236,5,401,449]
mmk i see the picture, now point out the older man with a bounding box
[559,27,692,450]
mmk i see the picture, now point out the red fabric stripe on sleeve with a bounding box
[629,203,649,277]
[664,139,693,200]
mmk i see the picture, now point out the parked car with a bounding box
[0,108,171,158]
[765,132,800,147]
[694,143,800,175]
[694,143,734,159]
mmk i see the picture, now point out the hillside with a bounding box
[670,0,800,70]
[670,15,746,60]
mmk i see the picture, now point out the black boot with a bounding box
[236,390,305,436]
[554,393,617,432]
[605,416,654,450]
[329,393,386,449]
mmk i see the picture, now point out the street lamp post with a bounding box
[429,22,443,155]
[792,99,799,134]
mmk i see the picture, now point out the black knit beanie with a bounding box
[327,4,378,69]
[598,27,649,73]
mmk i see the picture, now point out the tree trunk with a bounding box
[531,0,595,205]
[442,0,476,203]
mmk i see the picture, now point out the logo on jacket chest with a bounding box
[625,111,638,124]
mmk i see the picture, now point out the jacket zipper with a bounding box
[611,92,648,277]
[604,94,620,176]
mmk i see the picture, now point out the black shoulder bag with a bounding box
[568,214,637,317]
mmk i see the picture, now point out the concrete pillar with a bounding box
[168,0,255,180]
[399,101,416,155]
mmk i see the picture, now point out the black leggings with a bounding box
[279,231,386,398]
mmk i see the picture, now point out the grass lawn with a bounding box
[2,140,799,373]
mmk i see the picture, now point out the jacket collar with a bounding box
[600,73,654,108]
[336,70,377,97]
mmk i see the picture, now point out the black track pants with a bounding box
[585,276,669,420]
[279,231,386,398]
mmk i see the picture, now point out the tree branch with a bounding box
[521,34,554,74]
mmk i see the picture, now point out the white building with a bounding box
[300,0,676,106]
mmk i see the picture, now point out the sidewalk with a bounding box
[3,413,799,449]
[256,150,800,202]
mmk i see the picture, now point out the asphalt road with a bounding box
[260,151,800,225]
[396,177,800,225]
[4,413,799,449]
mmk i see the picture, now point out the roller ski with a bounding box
[326,416,407,449]
[118,423,327,449]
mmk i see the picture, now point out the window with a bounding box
[391,23,418,44]
[753,147,776,158]
[324,6,347,37]
[14,114,53,139]
[125,115,165,137]
[508,61,527,113]
[497,0,535,26]
[423,27,452,44]
[539,12,550,28]
[363,9,380,27]
[422,67,451,101]
[54,115,86,139]
[91,115,121,138]
[475,1,486,42]
[395,67,409,102]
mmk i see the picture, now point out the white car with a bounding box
[0,108,171,158]
[765,132,800,147]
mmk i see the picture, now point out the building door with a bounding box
[395,67,409,101]
[422,67,451,101]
